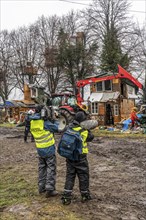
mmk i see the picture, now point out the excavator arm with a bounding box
[117,65,143,89]
[76,64,143,104]
[76,65,143,89]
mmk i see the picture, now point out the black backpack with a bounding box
[58,128,83,161]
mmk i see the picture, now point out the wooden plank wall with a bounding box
[120,99,135,120]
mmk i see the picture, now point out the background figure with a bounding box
[24,110,34,143]
[130,107,140,129]
[61,111,94,205]
[30,105,63,197]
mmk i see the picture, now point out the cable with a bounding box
[59,0,146,13]
[59,0,89,6]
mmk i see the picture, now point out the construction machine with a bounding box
[50,92,88,129]
[28,85,89,129]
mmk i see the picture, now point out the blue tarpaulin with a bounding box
[5,100,17,107]
[122,114,142,130]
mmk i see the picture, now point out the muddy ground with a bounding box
[0,126,146,220]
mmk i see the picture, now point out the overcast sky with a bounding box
[1,0,146,31]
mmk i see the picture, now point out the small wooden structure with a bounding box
[4,84,36,123]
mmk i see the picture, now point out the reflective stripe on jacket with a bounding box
[73,127,89,154]
[30,119,55,148]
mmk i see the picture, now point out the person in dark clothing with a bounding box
[61,111,94,205]
[30,105,64,198]
[24,110,35,143]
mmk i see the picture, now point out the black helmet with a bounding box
[74,111,87,123]
[35,105,43,113]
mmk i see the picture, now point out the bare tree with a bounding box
[0,31,17,102]
[35,15,64,94]
[131,26,146,102]
[10,25,42,93]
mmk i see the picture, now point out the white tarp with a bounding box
[89,93,103,102]
[89,92,120,103]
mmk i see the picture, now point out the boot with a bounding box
[81,193,92,203]
[61,192,72,205]
[46,190,58,198]
[39,188,46,194]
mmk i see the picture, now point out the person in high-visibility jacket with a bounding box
[61,111,94,205]
[30,105,63,198]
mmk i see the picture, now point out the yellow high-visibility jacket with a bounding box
[30,119,55,148]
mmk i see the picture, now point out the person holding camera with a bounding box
[30,105,63,197]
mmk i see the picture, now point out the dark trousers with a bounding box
[38,154,56,192]
[24,127,34,142]
[64,155,89,195]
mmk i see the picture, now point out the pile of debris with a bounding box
[140,114,146,134]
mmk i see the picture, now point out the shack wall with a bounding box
[120,99,135,120]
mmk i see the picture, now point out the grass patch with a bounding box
[0,123,16,128]
[93,129,146,138]
[0,123,145,138]
[0,165,83,220]
[0,214,17,220]
[0,166,37,208]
